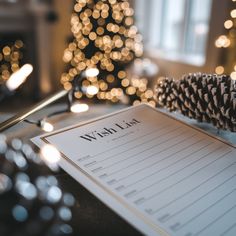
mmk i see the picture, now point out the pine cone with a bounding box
[155,73,236,132]
[155,77,177,111]
[0,135,75,236]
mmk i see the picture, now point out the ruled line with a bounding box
[195,204,236,236]
[105,132,196,177]
[91,124,172,158]
[90,128,189,174]
[100,129,192,170]
[128,145,223,200]
[118,139,211,188]
[159,169,236,222]
[220,221,236,236]
[175,189,236,232]
[135,149,231,204]
[95,126,182,163]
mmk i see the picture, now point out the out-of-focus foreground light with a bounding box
[215,66,224,75]
[231,9,236,18]
[6,64,33,91]
[86,85,99,95]
[85,68,99,77]
[41,144,61,165]
[230,71,236,80]
[215,35,230,48]
[41,121,54,132]
[70,102,89,113]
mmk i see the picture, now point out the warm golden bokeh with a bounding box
[61,0,155,105]
[215,3,236,80]
[0,40,24,85]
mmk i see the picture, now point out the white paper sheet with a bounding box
[32,104,236,236]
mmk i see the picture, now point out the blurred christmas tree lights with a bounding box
[0,40,33,101]
[61,0,156,106]
[0,40,24,86]
[215,0,236,81]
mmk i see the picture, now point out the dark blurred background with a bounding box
[0,0,235,111]
[0,0,72,109]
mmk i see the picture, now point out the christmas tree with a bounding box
[0,40,33,102]
[0,40,24,86]
[61,0,151,105]
[215,1,236,80]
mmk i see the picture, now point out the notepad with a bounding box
[32,104,236,236]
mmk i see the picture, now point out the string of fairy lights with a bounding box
[215,0,236,81]
[61,0,156,107]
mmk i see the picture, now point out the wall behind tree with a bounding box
[50,0,73,91]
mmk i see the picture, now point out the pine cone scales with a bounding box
[155,73,236,132]
[156,78,177,111]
